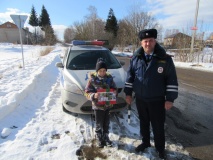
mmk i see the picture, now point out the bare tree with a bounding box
[201,32,213,63]
[85,6,97,39]
[116,20,133,51]
[28,27,44,45]
[67,6,106,41]
[73,21,90,40]
[64,27,75,43]
[117,6,159,51]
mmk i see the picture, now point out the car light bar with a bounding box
[71,40,104,46]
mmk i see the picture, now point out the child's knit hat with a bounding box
[96,58,107,72]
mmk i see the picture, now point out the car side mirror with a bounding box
[55,62,64,68]
[120,61,125,66]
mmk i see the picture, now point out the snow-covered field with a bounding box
[0,43,212,160]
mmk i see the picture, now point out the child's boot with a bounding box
[96,133,105,148]
[103,133,112,147]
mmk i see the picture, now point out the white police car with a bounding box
[56,40,127,114]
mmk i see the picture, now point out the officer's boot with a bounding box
[96,133,104,148]
[103,133,112,147]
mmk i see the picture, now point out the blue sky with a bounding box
[0,0,213,40]
[0,0,147,26]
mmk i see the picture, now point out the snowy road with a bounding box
[166,68,213,160]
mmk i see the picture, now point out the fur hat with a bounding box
[138,29,157,41]
[96,58,107,72]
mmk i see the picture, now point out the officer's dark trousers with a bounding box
[94,109,110,134]
[136,99,165,152]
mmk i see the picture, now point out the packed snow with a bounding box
[0,43,212,160]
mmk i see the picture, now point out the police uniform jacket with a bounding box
[124,43,178,102]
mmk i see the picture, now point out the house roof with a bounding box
[164,32,191,39]
[0,21,31,33]
[165,33,179,38]
[207,34,213,40]
[0,21,18,29]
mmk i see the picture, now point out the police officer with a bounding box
[124,29,178,159]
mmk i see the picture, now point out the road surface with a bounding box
[117,56,213,160]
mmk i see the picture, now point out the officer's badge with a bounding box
[157,67,163,73]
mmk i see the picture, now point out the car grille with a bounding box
[80,102,126,113]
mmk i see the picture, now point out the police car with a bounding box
[56,40,127,114]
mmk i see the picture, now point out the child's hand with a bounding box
[94,93,99,99]
[113,90,118,97]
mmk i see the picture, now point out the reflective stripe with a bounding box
[125,82,132,88]
[125,82,132,86]
[166,89,178,92]
[167,85,178,88]
[125,85,132,88]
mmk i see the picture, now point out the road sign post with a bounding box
[10,14,28,69]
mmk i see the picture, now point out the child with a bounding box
[85,58,117,148]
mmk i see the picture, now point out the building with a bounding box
[0,21,31,44]
[164,32,191,49]
[205,33,213,47]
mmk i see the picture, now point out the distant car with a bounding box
[56,40,127,114]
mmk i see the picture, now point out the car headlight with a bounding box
[64,81,83,95]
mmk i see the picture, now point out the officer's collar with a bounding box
[134,43,167,59]
[145,52,153,56]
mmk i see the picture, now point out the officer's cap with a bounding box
[138,29,157,41]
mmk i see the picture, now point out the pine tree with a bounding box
[39,5,51,31]
[105,8,119,37]
[29,5,38,27]
[38,5,56,45]
[43,25,56,45]
[29,5,39,44]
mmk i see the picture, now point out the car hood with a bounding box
[64,68,126,90]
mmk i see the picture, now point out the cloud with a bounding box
[146,0,213,32]
[0,8,30,24]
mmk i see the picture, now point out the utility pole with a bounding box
[190,0,200,62]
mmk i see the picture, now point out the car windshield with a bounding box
[66,49,122,70]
